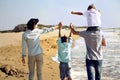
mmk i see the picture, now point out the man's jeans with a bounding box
[86,59,102,80]
[28,54,43,80]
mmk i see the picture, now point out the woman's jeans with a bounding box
[28,54,43,80]
[86,59,102,80]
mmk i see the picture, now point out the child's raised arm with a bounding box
[58,22,62,37]
[69,24,72,37]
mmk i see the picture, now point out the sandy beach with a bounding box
[0,28,120,80]
[0,30,76,80]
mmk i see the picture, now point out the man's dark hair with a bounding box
[27,18,39,30]
[61,35,67,43]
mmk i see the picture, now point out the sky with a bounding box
[0,0,120,30]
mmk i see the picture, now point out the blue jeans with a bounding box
[86,59,102,80]
[59,62,71,80]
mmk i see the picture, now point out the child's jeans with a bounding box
[28,53,43,80]
[59,62,71,80]
[86,59,102,80]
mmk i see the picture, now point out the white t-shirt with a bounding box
[83,9,101,27]
[22,27,54,56]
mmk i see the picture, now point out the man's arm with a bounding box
[69,30,72,37]
[70,23,80,35]
[41,25,59,34]
[71,11,83,15]
[102,38,106,46]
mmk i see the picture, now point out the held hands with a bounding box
[58,22,73,37]
[58,22,74,29]
[58,22,62,29]
[70,23,79,35]
[70,23,74,29]
[58,22,74,31]
[54,22,62,30]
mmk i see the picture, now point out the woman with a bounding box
[22,18,59,80]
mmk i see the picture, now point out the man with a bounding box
[71,4,106,80]
[70,22,106,80]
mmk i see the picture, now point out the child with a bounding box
[57,22,72,80]
[71,4,101,31]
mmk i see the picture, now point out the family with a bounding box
[22,4,106,80]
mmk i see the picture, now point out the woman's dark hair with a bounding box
[27,18,39,30]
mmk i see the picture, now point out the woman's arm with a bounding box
[41,25,59,34]
[22,34,27,57]
[22,33,27,64]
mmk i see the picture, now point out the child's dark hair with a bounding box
[27,18,39,30]
[61,35,67,43]
[87,4,96,10]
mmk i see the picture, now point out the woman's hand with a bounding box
[22,56,25,65]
